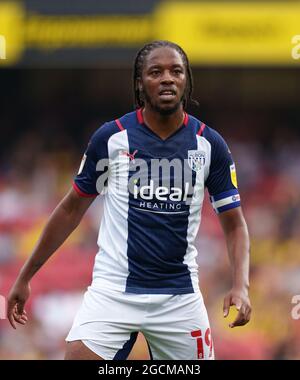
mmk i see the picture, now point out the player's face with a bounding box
[140,47,187,115]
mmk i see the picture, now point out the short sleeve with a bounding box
[73,126,109,197]
[203,127,241,214]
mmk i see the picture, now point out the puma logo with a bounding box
[122,150,138,162]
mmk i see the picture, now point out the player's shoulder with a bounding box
[188,114,228,148]
[117,109,138,129]
[202,125,228,148]
[91,120,121,143]
[91,110,137,143]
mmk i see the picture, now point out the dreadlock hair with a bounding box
[133,40,198,110]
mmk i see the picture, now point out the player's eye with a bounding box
[173,69,183,75]
[150,70,160,76]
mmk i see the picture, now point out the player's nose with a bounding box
[160,70,175,84]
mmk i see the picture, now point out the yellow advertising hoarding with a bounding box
[0,1,300,65]
[26,15,153,48]
[155,2,300,64]
[0,2,24,65]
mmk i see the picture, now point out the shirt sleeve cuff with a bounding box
[72,181,98,198]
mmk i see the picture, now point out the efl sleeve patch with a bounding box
[210,189,241,214]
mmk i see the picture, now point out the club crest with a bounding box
[188,150,206,172]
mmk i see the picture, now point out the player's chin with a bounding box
[155,100,181,115]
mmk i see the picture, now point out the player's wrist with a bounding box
[18,266,35,283]
[17,273,31,284]
[231,284,249,295]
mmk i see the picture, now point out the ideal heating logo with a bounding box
[133,179,190,202]
[0,35,6,59]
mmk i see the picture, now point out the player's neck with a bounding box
[142,105,185,140]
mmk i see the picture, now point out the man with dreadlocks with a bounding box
[7,41,251,360]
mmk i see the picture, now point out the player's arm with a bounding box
[218,207,251,328]
[7,187,95,329]
[8,123,111,329]
[203,126,251,328]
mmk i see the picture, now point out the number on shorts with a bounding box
[191,328,213,359]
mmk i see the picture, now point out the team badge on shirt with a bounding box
[230,163,238,188]
[188,150,206,172]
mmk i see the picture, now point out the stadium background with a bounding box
[0,0,300,359]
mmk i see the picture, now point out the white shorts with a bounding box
[66,286,214,360]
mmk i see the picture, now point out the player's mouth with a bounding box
[158,89,176,101]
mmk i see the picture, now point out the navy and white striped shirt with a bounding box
[73,109,240,294]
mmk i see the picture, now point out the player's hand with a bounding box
[223,288,251,328]
[7,280,31,329]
